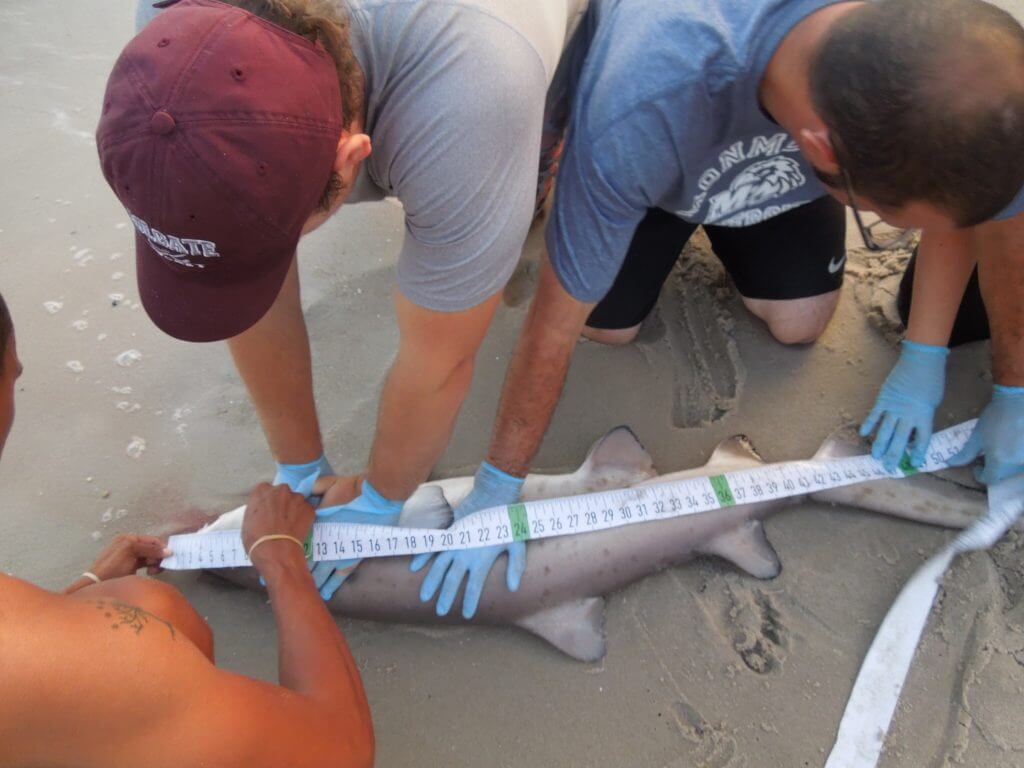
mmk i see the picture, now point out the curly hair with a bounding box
[222,1,363,209]
[223,0,362,129]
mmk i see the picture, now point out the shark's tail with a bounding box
[811,427,986,528]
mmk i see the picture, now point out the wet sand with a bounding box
[1,2,1022,766]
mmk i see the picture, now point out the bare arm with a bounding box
[487,253,595,476]
[905,228,975,346]
[62,534,170,594]
[6,485,373,768]
[241,484,373,751]
[974,212,1024,386]
[227,257,324,464]
[365,288,502,499]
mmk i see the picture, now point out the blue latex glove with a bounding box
[860,340,949,470]
[949,385,1024,485]
[259,455,336,586]
[273,454,335,499]
[311,479,403,600]
[410,462,525,619]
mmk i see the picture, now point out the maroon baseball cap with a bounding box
[97,0,344,342]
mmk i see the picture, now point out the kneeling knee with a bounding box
[745,292,839,346]
[766,317,829,345]
[582,324,640,346]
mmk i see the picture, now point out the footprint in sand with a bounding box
[846,246,914,344]
[724,583,788,675]
[656,232,745,429]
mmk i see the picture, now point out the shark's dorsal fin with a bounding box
[699,520,781,579]
[582,426,655,480]
[515,597,607,662]
[201,503,246,534]
[400,486,454,529]
[704,435,764,471]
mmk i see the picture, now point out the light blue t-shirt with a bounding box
[996,187,1024,220]
[548,0,1024,303]
[547,0,850,302]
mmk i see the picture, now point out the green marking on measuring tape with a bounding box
[303,530,314,560]
[507,503,531,542]
[710,475,736,506]
[898,453,919,477]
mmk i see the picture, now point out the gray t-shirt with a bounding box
[344,0,587,311]
[137,0,587,312]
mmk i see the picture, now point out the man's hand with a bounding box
[310,480,403,601]
[241,483,315,571]
[861,340,949,469]
[85,534,171,580]
[273,454,335,499]
[411,462,525,619]
[950,385,1024,484]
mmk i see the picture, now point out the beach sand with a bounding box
[1,2,1021,766]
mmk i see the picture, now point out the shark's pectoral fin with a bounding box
[515,597,607,662]
[699,520,781,579]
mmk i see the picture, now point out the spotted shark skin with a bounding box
[200,427,986,661]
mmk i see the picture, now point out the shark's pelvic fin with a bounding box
[515,597,607,662]
[399,486,454,529]
[699,520,781,579]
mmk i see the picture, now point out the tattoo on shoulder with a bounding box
[91,599,176,640]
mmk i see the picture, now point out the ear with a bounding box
[334,131,372,180]
[797,127,838,174]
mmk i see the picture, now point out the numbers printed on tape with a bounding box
[162,422,976,571]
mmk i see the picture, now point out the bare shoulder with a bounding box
[0,575,352,768]
[0,574,213,767]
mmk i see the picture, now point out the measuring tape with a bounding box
[826,471,1024,768]
[162,420,975,571]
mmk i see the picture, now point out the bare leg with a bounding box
[227,258,323,464]
[741,289,840,345]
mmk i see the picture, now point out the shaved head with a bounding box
[811,0,1024,226]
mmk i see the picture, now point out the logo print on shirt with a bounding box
[675,133,810,226]
[127,212,220,269]
[705,157,806,225]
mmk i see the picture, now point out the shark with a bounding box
[198,426,987,661]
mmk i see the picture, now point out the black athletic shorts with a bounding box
[586,195,848,330]
[897,249,990,347]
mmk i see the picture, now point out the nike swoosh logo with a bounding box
[828,253,847,274]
